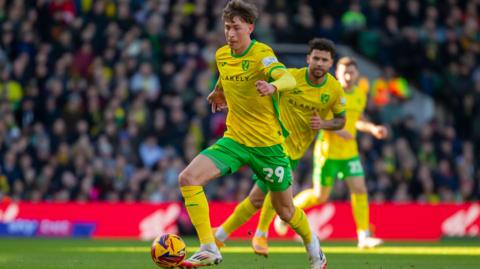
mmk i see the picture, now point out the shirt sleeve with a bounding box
[256,47,286,80]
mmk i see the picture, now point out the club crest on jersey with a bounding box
[242,60,250,71]
[261,56,278,67]
[321,94,330,104]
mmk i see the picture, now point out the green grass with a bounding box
[0,237,478,269]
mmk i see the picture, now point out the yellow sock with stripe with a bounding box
[351,193,369,233]
[180,186,214,245]
[287,207,313,244]
[221,197,258,235]
[293,188,320,209]
[256,192,276,234]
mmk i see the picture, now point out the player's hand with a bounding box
[207,89,227,113]
[334,130,354,140]
[371,125,388,139]
[255,80,276,96]
[310,111,325,130]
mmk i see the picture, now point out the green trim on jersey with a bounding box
[305,68,328,88]
[267,69,289,138]
[334,110,346,117]
[268,65,286,80]
[231,39,257,58]
[271,93,289,137]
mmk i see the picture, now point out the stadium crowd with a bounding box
[0,0,478,203]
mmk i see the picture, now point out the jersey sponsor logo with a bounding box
[287,98,319,112]
[291,88,303,94]
[241,60,250,71]
[218,61,227,67]
[221,74,251,82]
[320,93,330,104]
[340,97,346,106]
[261,56,278,67]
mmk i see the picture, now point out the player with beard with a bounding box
[273,57,388,249]
[212,38,346,262]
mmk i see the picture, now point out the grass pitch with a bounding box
[0,237,478,269]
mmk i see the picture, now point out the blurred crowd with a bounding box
[0,0,478,203]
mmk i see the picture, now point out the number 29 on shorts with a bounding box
[263,166,285,183]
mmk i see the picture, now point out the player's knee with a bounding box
[276,205,295,222]
[178,169,197,186]
[249,196,264,209]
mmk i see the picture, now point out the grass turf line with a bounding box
[0,237,478,269]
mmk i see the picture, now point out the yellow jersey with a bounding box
[280,68,345,160]
[216,40,288,147]
[319,85,367,159]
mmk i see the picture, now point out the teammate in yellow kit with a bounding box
[273,57,388,249]
[178,1,327,268]
[212,38,346,262]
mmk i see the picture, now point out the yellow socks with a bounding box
[287,207,313,244]
[351,193,369,232]
[256,192,275,234]
[293,188,320,209]
[221,197,258,235]
[180,186,214,244]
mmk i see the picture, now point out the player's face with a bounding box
[307,50,333,79]
[224,17,254,51]
[336,64,359,88]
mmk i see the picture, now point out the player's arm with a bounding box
[256,67,296,96]
[356,114,388,139]
[310,111,346,131]
[311,88,346,130]
[207,79,227,113]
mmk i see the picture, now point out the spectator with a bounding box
[139,135,165,168]
[130,62,161,101]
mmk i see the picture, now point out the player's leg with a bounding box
[214,183,266,244]
[270,188,327,269]
[291,141,333,209]
[274,159,335,236]
[251,187,273,257]
[257,159,298,240]
[293,159,335,208]
[179,138,245,267]
[255,191,274,237]
[344,157,383,248]
[178,155,223,267]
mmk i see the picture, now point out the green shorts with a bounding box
[313,156,365,187]
[255,159,299,194]
[201,137,293,192]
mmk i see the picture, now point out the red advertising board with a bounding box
[1,201,479,240]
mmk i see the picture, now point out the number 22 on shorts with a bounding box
[263,166,285,183]
[348,159,362,174]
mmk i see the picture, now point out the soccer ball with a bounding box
[151,234,187,268]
